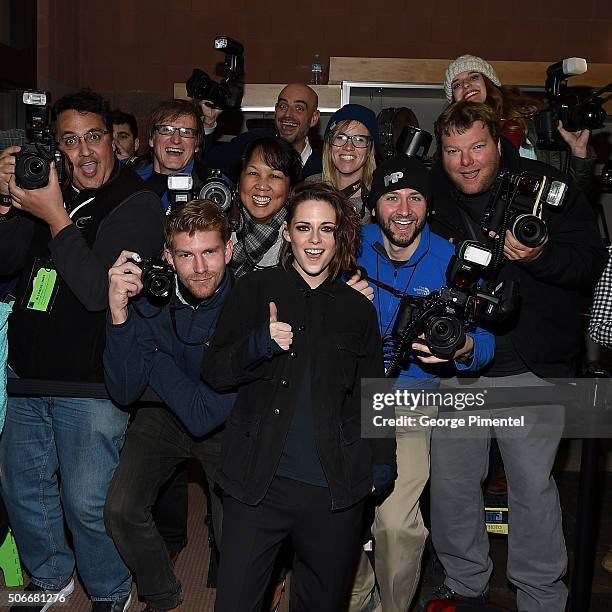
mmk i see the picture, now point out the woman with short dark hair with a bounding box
[204,182,396,612]
[231,136,302,277]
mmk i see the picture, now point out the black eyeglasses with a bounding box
[154,125,198,139]
[60,129,109,150]
[330,133,371,148]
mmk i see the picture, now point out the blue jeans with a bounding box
[0,395,131,600]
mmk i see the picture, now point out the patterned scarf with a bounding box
[231,205,287,278]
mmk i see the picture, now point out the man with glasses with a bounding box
[201,82,322,182]
[0,88,165,612]
[134,99,207,211]
[131,99,213,577]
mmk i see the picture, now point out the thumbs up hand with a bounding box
[269,302,293,351]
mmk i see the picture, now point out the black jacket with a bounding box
[1,162,165,382]
[429,137,607,378]
[202,265,395,510]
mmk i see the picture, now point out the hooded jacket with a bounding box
[358,222,495,384]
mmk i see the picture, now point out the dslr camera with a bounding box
[186,36,244,110]
[481,169,568,248]
[14,90,64,189]
[131,257,175,300]
[533,58,611,150]
[385,242,517,376]
[167,170,235,214]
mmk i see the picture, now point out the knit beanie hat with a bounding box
[443,55,501,102]
[368,155,431,211]
[325,104,381,155]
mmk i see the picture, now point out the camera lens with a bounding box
[199,181,233,212]
[425,315,465,358]
[512,214,547,247]
[580,102,606,130]
[147,275,172,299]
[24,155,49,182]
[15,151,51,189]
[26,158,45,178]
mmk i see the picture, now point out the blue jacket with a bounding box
[103,271,235,437]
[358,223,495,384]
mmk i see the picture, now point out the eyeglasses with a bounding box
[60,129,109,150]
[330,133,371,148]
[154,125,199,139]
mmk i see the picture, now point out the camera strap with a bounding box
[341,180,369,219]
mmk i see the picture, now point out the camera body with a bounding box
[392,287,468,359]
[387,242,517,374]
[481,170,568,248]
[167,169,235,214]
[132,257,175,300]
[14,90,64,189]
[186,36,244,110]
[533,58,610,150]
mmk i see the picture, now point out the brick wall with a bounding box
[37,0,612,124]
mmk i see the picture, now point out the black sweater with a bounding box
[1,162,165,382]
[429,138,607,378]
[202,265,395,510]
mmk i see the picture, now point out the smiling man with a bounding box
[427,101,607,611]
[0,88,165,612]
[350,155,494,612]
[135,99,207,211]
[103,200,236,612]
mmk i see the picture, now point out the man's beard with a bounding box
[380,216,426,248]
[181,273,220,300]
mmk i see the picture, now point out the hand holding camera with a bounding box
[557,121,590,159]
[412,333,475,365]
[0,146,19,215]
[7,162,70,235]
[108,250,145,325]
[0,146,19,196]
[501,229,547,262]
[199,101,223,129]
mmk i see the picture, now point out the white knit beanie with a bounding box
[443,55,501,102]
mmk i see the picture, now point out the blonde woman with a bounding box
[308,104,379,223]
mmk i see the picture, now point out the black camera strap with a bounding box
[169,304,211,346]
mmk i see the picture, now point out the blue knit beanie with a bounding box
[325,104,380,155]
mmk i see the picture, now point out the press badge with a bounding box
[23,258,59,313]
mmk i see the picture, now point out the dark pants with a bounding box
[104,405,223,611]
[215,476,365,612]
[154,463,189,555]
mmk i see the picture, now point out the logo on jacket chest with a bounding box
[413,286,431,297]
[75,215,92,229]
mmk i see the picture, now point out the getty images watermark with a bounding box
[360,378,612,439]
